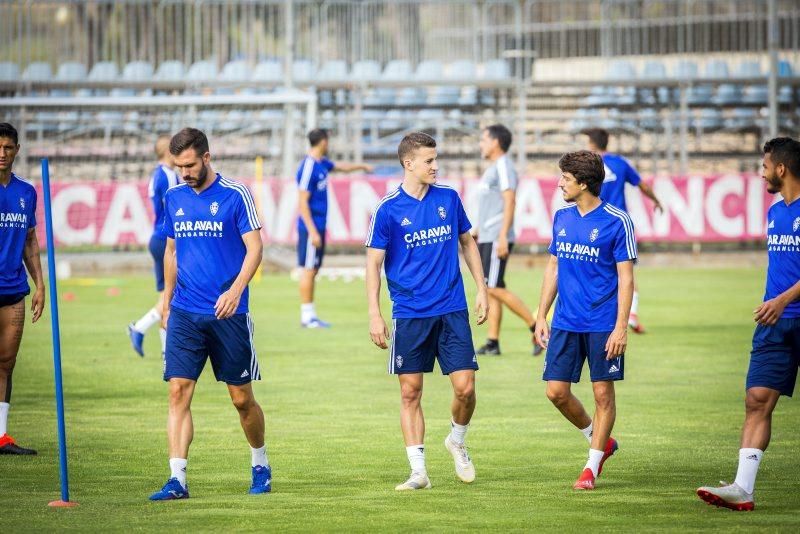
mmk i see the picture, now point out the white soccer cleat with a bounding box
[445,436,476,483]
[395,472,432,491]
[696,481,755,511]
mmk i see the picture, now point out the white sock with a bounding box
[449,420,469,445]
[169,458,188,488]
[406,444,426,475]
[159,328,167,354]
[134,308,161,333]
[251,445,269,468]
[301,303,316,323]
[584,448,605,477]
[0,402,9,436]
[631,291,640,315]
[580,422,594,443]
[734,448,763,494]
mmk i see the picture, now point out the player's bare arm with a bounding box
[497,189,516,259]
[365,247,389,349]
[458,231,488,325]
[297,190,321,248]
[754,279,800,326]
[638,182,663,213]
[161,237,177,328]
[214,230,263,320]
[535,255,559,348]
[331,162,374,173]
[606,260,634,359]
[22,228,44,323]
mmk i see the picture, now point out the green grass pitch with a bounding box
[2,265,799,531]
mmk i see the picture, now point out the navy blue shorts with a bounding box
[165,307,261,385]
[747,317,800,397]
[389,310,478,375]
[297,226,325,270]
[542,328,624,383]
[149,235,167,292]
[0,291,28,307]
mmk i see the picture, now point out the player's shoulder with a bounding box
[218,175,255,200]
[373,186,403,215]
[553,202,576,220]
[601,201,634,228]
[604,153,633,168]
[431,182,461,200]
[164,182,189,199]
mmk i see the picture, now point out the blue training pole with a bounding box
[41,158,72,505]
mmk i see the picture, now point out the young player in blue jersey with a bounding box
[583,128,662,334]
[296,129,372,328]
[365,132,488,491]
[0,123,44,455]
[148,128,271,500]
[127,135,179,358]
[534,150,637,490]
[697,137,800,512]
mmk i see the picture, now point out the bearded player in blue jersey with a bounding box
[0,123,44,456]
[148,128,271,500]
[366,132,488,491]
[697,137,800,512]
[128,135,179,358]
[583,128,662,334]
[296,129,372,328]
[534,150,637,491]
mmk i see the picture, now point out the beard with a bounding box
[187,164,209,189]
[765,174,782,194]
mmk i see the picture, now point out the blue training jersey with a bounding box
[600,153,641,212]
[0,174,37,295]
[296,155,335,232]
[549,201,638,332]
[149,164,179,239]
[764,198,800,318]
[365,184,472,319]
[163,174,261,315]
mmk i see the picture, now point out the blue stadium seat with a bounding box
[695,108,723,132]
[318,60,348,81]
[640,60,670,105]
[482,59,510,80]
[381,109,407,130]
[122,61,154,80]
[88,61,119,81]
[216,60,250,95]
[252,60,282,83]
[382,60,412,80]
[569,108,601,132]
[638,108,661,131]
[186,60,218,82]
[351,60,381,81]
[154,60,185,81]
[395,87,426,106]
[737,61,767,105]
[292,59,315,82]
[0,62,20,81]
[22,62,53,81]
[778,60,794,104]
[724,107,760,131]
[414,60,443,81]
[56,62,86,81]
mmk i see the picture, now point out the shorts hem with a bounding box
[590,375,624,382]
[543,375,580,383]
[221,377,257,386]
[163,374,199,383]
[441,365,479,375]
[746,383,793,397]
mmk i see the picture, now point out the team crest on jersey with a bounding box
[589,228,599,242]
[210,201,219,216]
[438,206,446,220]
[19,197,25,210]
[793,217,800,232]
[395,355,403,369]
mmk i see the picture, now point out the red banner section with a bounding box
[34,174,773,247]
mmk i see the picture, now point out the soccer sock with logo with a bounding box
[159,328,167,354]
[580,422,593,443]
[631,291,640,316]
[134,308,161,333]
[301,303,316,323]
[584,448,605,477]
[449,420,469,445]
[169,458,188,488]
[251,445,269,468]
[406,445,426,474]
[734,448,762,494]
[0,402,9,436]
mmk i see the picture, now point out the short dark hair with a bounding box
[581,127,609,151]
[398,132,436,166]
[558,150,605,196]
[764,136,800,177]
[308,128,329,147]
[170,127,209,156]
[0,123,19,145]
[484,124,512,152]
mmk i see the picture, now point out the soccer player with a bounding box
[296,128,372,328]
[582,128,662,333]
[0,122,44,455]
[149,128,271,500]
[696,137,800,511]
[473,124,542,357]
[127,135,179,357]
[365,132,489,491]
[533,150,636,490]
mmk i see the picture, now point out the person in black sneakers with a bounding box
[0,123,44,455]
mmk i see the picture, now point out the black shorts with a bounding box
[0,291,28,307]
[478,241,514,289]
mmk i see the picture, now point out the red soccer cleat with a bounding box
[597,437,618,477]
[628,313,646,334]
[573,468,595,490]
[0,433,37,455]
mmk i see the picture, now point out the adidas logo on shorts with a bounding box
[240,370,249,378]
[609,364,619,373]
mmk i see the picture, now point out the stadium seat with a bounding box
[382,60,412,80]
[186,60,218,82]
[88,61,119,81]
[640,60,670,105]
[414,60,443,81]
[724,107,760,131]
[292,59,315,82]
[122,61,154,80]
[216,60,250,95]
[0,62,20,81]
[482,59,510,80]
[778,60,794,104]
[737,61,767,105]
[318,60,348,81]
[695,108,723,132]
[706,60,741,105]
[22,62,53,81]
[56,62,87,81]
[252,60,283,83]
[351,60,382,81]
[381,109,407,130]
[395,87,426,106]
[154,60,185,81]
[638,108,661,131]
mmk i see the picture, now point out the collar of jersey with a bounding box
[575,200,606,218]
[399,184,431,202]
[193,173,221,196]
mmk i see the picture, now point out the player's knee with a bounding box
[546,385,569,406]
[230,392,255,413]
[0,354,15,375]
[744,390,772,415]
[594,393,615,412]
[399,385,422,406]
[453,383,475,404]
[168,381,192,406]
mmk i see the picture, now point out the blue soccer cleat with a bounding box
[249,465,272,494]
[149,478,189,501]
[301,317,331,329]
[127,323,145,357]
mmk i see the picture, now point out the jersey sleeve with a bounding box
[322,158,336,172]
[365,204,390,249]
[151,170,167,222]
[163,192,175,238]
[456,193,472,234]
[234,185,262,235]
[623,158,642,187]
[612,213,638,262]
[497,157,518,192]
[297,158,317,192]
